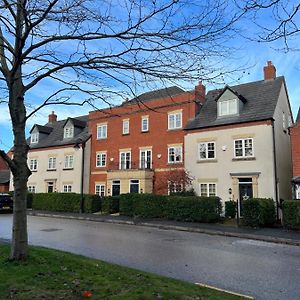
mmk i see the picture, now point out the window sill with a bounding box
[122,133,130,136]
[30,170,38,172]
[232,157,256,161]
[47,169,57,171]
[167,162,183,165]
[63,168,74,171]
[96,138,107,140]
[197,159,217,163]
[167,128,182,132]
[96,166,106,168]
[141,130,149,133]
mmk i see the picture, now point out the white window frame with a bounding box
[168,146,183,163]
[168,181,184,195]
[168,111,182,130]
[234,138,254,158]
[63,185,72,193]
[141,116,149,132]
[129,179,140,193]
[95,184,106,197]
[28,185,36,193]
[64,126,74,139]
[29,159,38,171]
[48,157,57,170]
[139,149,152,169]
[64,155,74,169]
[97,124,107,139]
[96,152,107,167]
[122,119,129,135]
[198,142,216,160]
[218,99,238,117]
[119,151,131,170]
[199,183,217,197]
[31,133,39,144]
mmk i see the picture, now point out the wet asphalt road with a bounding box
[1,214,300,300]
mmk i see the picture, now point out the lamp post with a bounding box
[74,141,85,214]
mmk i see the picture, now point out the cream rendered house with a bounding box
[10,112,91,194]
[184,62,293,217]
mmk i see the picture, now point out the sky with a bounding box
[0,1,299,152]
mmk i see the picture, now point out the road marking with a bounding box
[195,282,254,299]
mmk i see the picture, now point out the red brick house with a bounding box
[291,108,300,199]
[89,83,205,196]
[0,157,9,192]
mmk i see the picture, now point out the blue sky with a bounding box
[0,1,299,152]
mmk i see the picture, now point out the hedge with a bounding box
[31,193,101,213]
[225,201,236,218]
[119,193,222,223]
[101,196,120,214]
[283,200,300,230]
[242,198,276,227]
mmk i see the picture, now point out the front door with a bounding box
[112,180,120,196]
[238,178,253,216]
[47,182,54,193]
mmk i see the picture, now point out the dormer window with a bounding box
[64,126,74,139]
[31,133,39,144]
[218,99,238,117]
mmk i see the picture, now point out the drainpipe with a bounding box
[271,120,279,222]
[80,142,86,214]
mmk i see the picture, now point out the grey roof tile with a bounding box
[186,77,284,130]
[0,170,10,183]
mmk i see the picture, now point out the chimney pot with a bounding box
[48,111,57,123]
[264,61,276,80]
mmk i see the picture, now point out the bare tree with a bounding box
[0,0,243,260]
[237,0,300,50]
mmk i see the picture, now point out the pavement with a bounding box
[27,210,300,246]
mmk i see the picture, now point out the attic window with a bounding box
[64,126,74,139]
[218,99,238,117]
[31,133,39,144]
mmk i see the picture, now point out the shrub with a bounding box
[119,194,222,223]
[32,193,101,213]
[169,189,196,197]
[27,193,34,209]
[283,200,300,230]
[242,198,275,227]
[101,196,120,214]
[225,201,236,218]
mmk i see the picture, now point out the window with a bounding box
[168,182,183,195]
[141,116,149,132]
[234,138,253,158]
[28,185,36,193]
[63,185,72,193]
[95,184,106,197]
[97,124,107,139]
[48,157,56,170]
[218,99,238,117]
[168,111,182,130]
[96,152,106,167]
[198,142,215,160]
[200,183,216,197]
[120,151,131,169]
[31,133,39,144]
[29,159,38,171]
[140,149,152,169]
[123,119,129,134]
[130,179,139,193]
[64,126,74,139]
[64,155,74,169]
[168,146,182,163]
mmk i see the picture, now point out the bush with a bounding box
[101,196,120,214]
[283,200,300,230]
[242,198,275,227]
[225,201,236,218]
[169,189,196,197]
[119,194,222,223]
[27,193,34,209]
[32,193,101,213]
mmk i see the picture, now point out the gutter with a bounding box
[271,120,279,221]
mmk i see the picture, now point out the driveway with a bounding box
[1,214,300,300]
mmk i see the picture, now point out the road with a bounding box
[1,214,300,300]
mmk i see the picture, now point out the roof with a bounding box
[0,170,10,184]
[29,115,90,150]
[30,124,53,134]
[185,76,285,130]
[124,86,185,105]
[63,117,86,128]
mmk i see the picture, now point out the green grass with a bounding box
[0,245,245,300]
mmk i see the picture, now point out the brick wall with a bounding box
[291,121,300,177]
[0,157,8,170]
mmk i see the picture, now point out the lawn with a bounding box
[0,245,245,299]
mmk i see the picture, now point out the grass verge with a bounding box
[0,245,245,299]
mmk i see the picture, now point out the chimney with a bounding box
[48,111,57,123]
[194,81,206,104]
[264,61,276,80]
